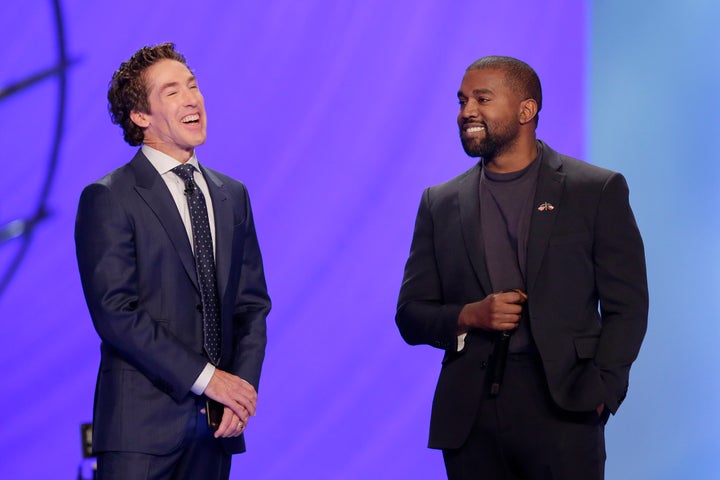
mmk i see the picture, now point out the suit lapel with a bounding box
[458,163,493,295]
[526,144,565,293]
[202,166,232,303]
[130,151,199,291]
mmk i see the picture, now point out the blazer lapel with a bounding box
[202,166,232,302]
[458,163,493,295]
[130,151,199,291]
[526,144,565,293]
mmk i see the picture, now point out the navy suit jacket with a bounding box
[396,141,648,449]
[76,150,270,455]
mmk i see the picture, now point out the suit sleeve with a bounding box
[230,186,270,391]
[593,173,649,413]
[75,183,208,402]
[396,188,463,351]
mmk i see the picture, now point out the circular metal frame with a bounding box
[0,0,71,297]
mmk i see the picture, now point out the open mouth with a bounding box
[464,125,485,134]
[181,114,200,124]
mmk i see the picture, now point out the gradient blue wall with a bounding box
[1,0,714,478]
[591,1,720,478]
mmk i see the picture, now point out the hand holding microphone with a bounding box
[457,289,527,334]
[457,289,527,396]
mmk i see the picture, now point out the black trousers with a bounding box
[96,401,231,480]
[443,354,606,480]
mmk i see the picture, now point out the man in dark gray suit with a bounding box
[76,43,270,480]
[396,56,648,479]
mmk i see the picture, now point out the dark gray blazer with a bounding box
[396,141,648,449]
[76,150,270,455]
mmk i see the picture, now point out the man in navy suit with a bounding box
[75,43,270,480]
[396,56,648,479]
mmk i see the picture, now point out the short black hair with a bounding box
[467,56,542,123]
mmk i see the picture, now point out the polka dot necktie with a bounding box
[172,164,221,365]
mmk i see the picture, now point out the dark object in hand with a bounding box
[206,399,223,430]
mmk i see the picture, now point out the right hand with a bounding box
[203,369,258,426]
[457,290,527,334]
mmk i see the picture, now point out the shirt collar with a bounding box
[142,145,200,175]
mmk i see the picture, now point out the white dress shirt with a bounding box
[142,145,216,395]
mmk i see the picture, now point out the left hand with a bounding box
[214,406,247,438]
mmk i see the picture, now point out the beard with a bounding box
[460,121,519,159]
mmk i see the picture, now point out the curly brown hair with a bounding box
[107,43,188,146]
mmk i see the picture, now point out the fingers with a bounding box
[214,408,248,438]
[498,290,527,304]
[460,291,528,332]
[220,382,256,420]
[495,314,521,331]
[203,372,259,437]
[205,370,258,419]
[235,378,258,416]
[230,388,256,420]
[222,393,254,424]
[489,291,526,330]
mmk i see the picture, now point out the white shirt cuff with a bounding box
[457,333,467,352]
[190,363,216,395]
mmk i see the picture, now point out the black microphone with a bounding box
[183,180,195,195]
[489,289,526,397]
[490,330,512,396]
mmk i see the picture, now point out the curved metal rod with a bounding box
[0,0,70,297]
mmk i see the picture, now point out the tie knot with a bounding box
[172,163,196,181]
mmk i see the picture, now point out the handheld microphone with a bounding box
[184,180,195,195]
[490,330,512,396]
[489,289,527,397]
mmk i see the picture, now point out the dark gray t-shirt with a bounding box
[480,147,542,353]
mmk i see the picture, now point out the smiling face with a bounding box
[457,67,525,160]
[130,59,207,162]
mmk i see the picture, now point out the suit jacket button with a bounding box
[480,361,488,369]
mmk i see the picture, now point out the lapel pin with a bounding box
[537,202,555,212]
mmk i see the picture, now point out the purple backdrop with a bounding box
[0,1,584,477]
